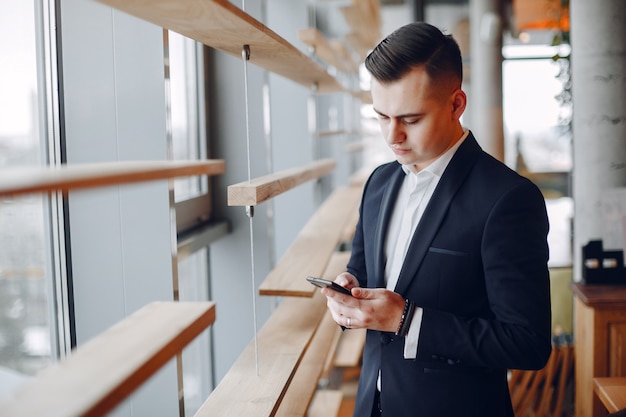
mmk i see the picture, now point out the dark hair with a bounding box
[365,22,462,85]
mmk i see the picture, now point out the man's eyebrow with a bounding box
[372,108,423,119]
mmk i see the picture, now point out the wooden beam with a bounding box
[96,0,344,93]
[0,160,225,198]
[195,291,328,417]
[227,159,336,207]
[259,187,361,297]
[0,301,216,417]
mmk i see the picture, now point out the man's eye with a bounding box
[404,119,419,125]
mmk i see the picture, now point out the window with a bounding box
[0,0,65,398]
[166,31,213,233]
[503,37,573,267]
[178,248,213,415]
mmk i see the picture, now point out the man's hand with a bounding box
[321,272,406,332]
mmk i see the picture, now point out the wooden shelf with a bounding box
[351,89,373,104]
[298,28,358,74]
[259,186,362,297]
[195,291,328,417]
[228,159,336,206]
[334,328,367,368]
[308,390,343,417]
[274,311,340,417]
[0,301,216,417]
[196,252,352,417]
[341,0,381,55]
[0,160,225,198]
[97,0,345,93]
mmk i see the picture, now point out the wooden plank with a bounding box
[594,377,626,413]
[348,166,374,187]
[334,328,367,368]
[0,160,225,198]
[274,311,340,417]
[341,206,359,244]
[228,159,336,206]
[351,89,372,104]
[195,291,328,417]
[340,0,381,49]
[322,251,353,281]
[259,186,362,296]
[308,390,343,417]
[318,251,352,381]
[96,0,344,93]
[298,28,356,74]
[328,39,360,73]
[0,301,216,417]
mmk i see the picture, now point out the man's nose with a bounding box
[387,120,405,144]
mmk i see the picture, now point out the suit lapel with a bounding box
[394,134,482,296]
[373,164,405,288]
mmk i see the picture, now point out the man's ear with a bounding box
[451,88,467,119]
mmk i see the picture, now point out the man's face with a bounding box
[371,66,465,171]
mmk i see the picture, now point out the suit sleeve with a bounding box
[416,181,552,371]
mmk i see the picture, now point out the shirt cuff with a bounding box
[403,306,423,359]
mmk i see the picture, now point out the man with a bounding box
[321,22,551,417]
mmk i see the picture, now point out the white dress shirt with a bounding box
[384,129,469,359]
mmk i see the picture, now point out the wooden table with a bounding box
[594,377,626,413]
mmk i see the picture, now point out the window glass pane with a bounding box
[502,48,572,174]
[168,31,207,202]
[0,0,56,397]
[178,248,213,415]
[503,43,573,268]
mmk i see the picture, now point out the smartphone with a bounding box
[306,276,352,296]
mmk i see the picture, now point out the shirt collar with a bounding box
[401,129,469,177]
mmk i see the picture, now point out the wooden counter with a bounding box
[572,283,626,417]
[594,377,626,413]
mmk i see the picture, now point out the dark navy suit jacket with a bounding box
[348,133,551,417]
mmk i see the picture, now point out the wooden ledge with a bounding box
[97,0,344,93]
[0,160,225,198]
[570,282,626,307]
[0,301,216,417]
[259,187,362,296]
[308,390,343,417]
[594,377,626,413]
[195,291,328,417]
[197,253,351,417]
[228,159,336,207]
[274,311,341,417]
[334,328,367,368]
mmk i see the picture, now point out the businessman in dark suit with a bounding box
[321,22,551,417]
